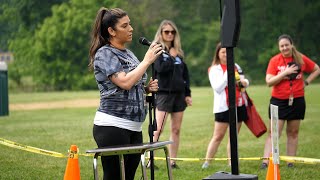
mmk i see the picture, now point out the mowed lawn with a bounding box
[0,85,319,180]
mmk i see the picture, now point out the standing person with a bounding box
[88,7,163,180]
[152,20,192,168]
[261,34,320,169]
[202,42,250,169]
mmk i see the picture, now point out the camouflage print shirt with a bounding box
[94,45,148,122]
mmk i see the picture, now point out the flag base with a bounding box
[203,171,258,180]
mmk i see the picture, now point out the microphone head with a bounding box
[139,37,151,46]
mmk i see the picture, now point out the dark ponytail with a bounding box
[88,8,127,69]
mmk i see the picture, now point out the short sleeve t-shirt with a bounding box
[266,53,315,99]
[94,45,148,122]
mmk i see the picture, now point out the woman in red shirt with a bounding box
[261,34,320,169]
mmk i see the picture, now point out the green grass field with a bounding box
[1,85,319,179]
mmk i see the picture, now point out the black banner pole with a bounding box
[226,48,239,174]
[203,0,258,179]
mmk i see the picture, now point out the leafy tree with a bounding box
[3,0,319,90]
[10,0,124,90]
[240,0,320,82]
[2,0,66,87]
[0,0,65,50]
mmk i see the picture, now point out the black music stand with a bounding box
[86,141,173,180]
[145,61,159,180]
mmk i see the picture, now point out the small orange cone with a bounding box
[266,156,280,180]
[64,145,80,180]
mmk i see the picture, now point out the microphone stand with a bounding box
[146,63,157,180]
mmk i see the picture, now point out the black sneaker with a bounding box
[260,163,268,169]
[171,162,179,169]
[287,163,294,168]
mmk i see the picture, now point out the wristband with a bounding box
[304,80,309,86]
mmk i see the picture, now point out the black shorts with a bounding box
[156,93,187,113]
[215,105,248,123]
[268,96,305,120]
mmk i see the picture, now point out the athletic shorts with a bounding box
[156,93,187,113]
[215,105,248,123]
[268,96,305,120]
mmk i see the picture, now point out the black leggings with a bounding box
[93,125,143,180]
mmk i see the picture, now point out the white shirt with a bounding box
[208,63,249,114]
[94,111,143,132]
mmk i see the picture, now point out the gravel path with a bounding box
[9,99,99,111]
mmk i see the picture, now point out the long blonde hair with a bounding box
[278,34,304,65]
[153,20,184,58]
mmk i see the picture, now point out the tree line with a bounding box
[1,0,319,91]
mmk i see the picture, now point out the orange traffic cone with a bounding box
[266,156,280,180]
[64,145,80,180]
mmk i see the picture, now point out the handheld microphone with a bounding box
[139,37,151,46]
[139,37,167,54]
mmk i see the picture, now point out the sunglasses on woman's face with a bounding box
[163,30,176,35]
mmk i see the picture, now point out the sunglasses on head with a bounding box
[163,30,176,35]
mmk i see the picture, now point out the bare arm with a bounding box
[305,64,320,85]
[266,64,299,87]
[110,43,162,90]
[239,74,249,88]
[145,78,158,94]
[185,96,192,106]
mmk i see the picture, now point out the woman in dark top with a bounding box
[152,19,192,168]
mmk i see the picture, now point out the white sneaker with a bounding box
[202,162,209,169]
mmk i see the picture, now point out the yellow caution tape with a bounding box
[152,156,320,164]
[79,153,93,157]
[153,157,269,162]
[1,137,320,164]
[68,149,79,159]
[280,156,320,164]
[0,137,66,158]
